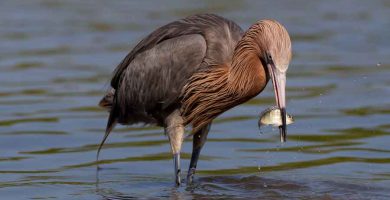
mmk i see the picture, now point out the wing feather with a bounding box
[104,14,243,125]
[111,14,243,89]
[116,34,207,124]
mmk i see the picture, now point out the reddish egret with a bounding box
[99,14,292,185]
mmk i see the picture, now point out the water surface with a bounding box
[0,0,389,199]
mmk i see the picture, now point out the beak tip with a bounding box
[279,128,287,143]
[279,107,287,143]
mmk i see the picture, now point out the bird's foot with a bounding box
[175,169,181,186]
[186,167,196,185]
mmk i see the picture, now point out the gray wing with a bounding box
[107,14,243,125]
[110,17,204,89]
[110,14,243,89]
[97,34,206,163]
[116,34,207,124]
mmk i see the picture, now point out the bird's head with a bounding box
[255,20,292,142]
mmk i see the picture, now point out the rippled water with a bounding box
[1,0,389,199]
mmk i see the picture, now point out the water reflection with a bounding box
[94,175,390,199]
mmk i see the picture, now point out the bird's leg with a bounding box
[164,110,185,186]
[187,123,211,184]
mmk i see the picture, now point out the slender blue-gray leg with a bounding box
[187,123,211,184]
[165,110,185,186]
[173,153,181,185]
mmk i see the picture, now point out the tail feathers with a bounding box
[96,89,117,167]
[99,88,115,110]
[96,108,117,166]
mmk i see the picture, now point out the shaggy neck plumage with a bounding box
[181,28,268,133]
[229,36,266,98]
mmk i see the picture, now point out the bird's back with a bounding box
[100,14,243,126]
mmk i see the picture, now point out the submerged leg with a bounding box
[165,110,185,186]
[187,123,211,184]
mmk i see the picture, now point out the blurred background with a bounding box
[0,0,389,199]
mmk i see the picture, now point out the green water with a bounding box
[0,0,389,199]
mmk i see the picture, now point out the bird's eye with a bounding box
[267,54,273,61]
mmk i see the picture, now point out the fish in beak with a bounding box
[267,62,287,142]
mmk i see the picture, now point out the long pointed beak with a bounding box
[268,64,287,142]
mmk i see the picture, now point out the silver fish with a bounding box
[258,106,294,127]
